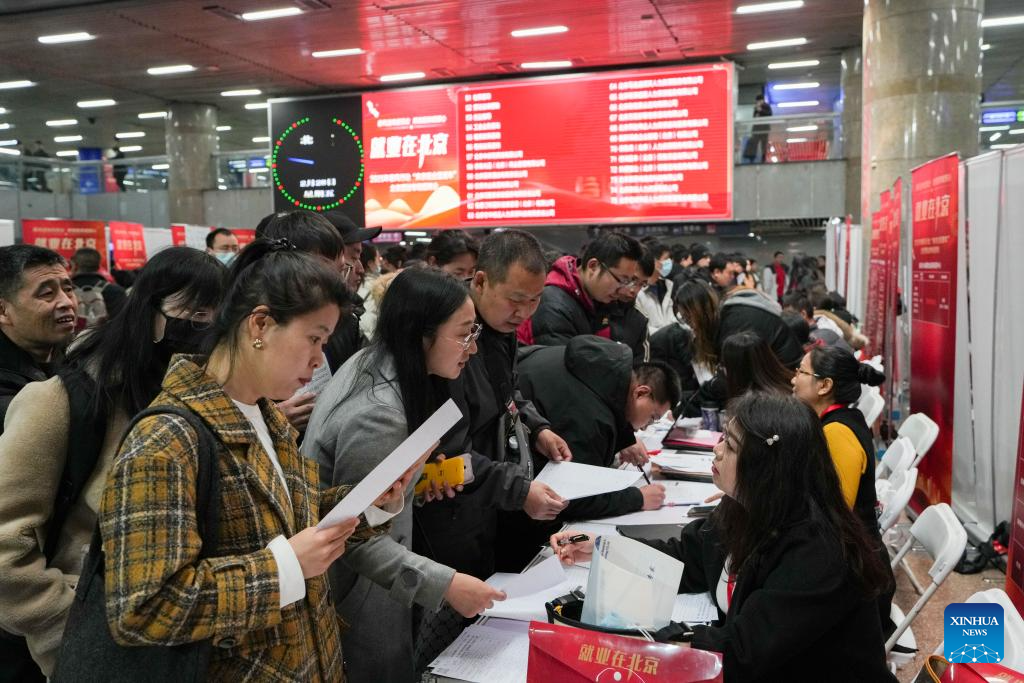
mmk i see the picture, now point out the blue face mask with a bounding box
[214,252,236,267]
[659,259,673,278]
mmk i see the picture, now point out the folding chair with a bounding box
[876,467,917,534]
[885,503,968,667]
[897,413,939,468]
[934,589,1024,670]
[856,386,884,426]
[874,437,917,481]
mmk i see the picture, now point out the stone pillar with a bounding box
[839,46,862,223]
[166,103,218,224]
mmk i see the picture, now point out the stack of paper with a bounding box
[483,555,578,622]
[672,592,719,624]
[428,619,530,683]
[651,450,715,481]
[534,460,644,500]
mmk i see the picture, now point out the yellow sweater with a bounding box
[823,422,867,508]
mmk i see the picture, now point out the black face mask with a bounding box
[154,317,208,366]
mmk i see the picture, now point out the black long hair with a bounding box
[426,229,479,267]
[365,267,470,431]
[65,246,227,416]
[674,279,719,368]
[715,392,889,597]
[209,238,349,364]
[721,332,794,399]
[809,345,885,404]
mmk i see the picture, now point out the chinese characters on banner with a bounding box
[1006,386,1024,614]
[108,221,147,270]
[910,153,959,506]
[21,219,107,270]
[884,178,902,419]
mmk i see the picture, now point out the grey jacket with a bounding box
[300,348,456,681]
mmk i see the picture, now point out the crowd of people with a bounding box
[0,213,898,682]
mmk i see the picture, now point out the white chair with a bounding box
[934,589,1024,671]
[875,437,917,481]
[897,413,939,468]
[885,503,968,665]
[877,467,918,533]
[856,386,885,426]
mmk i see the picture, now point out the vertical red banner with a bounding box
[863,191,891,355]
[909,154,958,506]
[1006,385,1024,614]
[108,221,147,270]
[170,224,186,246]
[884,179,902,419]
[21,219,108,270]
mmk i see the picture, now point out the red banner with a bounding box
[909,154,958,507]
[109,221,147,270]
[863,192,890,355]
[21,219,107,270]
[1007,382,1024,614]
[229,228,256,249]
[884,178,902,419]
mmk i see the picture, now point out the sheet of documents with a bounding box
[317,399,461,528]
[534,460,643,501]
[673,592,719,624]
[485,555,566,599]
[662,480,720,505]
[588,507,695,526]
[481,579,575,622]
[428,622,529,683]
[293,352,332,397]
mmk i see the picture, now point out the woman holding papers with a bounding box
[553,392,896,682]
[302,267,506,683]
[95,240,412,682]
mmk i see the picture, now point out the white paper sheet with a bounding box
[662,480,721,505]
[583,506,695,526]
[534,460,643,501]
[428,622,530,683]
[485,555,566,599]
[293,352,331,397]
[317,399,461,528]
[672,592,719,624]
[481,580,575,622]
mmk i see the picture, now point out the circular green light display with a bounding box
[271,116,365,212]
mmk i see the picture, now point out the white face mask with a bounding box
[214,252,235,267]
[659,259,673,278]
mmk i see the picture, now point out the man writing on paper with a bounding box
[497,335,680,570]
[415,230,570,581]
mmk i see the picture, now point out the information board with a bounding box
[21,219,107,270]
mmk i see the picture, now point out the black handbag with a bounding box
[51,406,221,683]
[544,589,695,643]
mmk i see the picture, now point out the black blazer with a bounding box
[645,510,897,683]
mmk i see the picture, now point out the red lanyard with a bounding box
[726,573,736,608]
[819,403,846,419]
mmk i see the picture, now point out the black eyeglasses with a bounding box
[599,262,641,289]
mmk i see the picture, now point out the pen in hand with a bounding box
[556,534,590,547]
[636,463,652,485]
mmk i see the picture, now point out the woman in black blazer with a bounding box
[553,392,897,683]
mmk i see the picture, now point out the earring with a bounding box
[252,338,265,350]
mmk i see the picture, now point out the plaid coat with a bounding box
[99,356,387,682]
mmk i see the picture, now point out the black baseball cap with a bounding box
[323,210,382,244]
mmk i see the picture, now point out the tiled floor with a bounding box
[892,541,1007,682]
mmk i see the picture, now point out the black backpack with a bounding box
[51,406,221,683]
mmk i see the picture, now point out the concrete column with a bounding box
[839,46,862,223]
[166,103,218,224]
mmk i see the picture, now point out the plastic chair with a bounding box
[934,589,1024,670]
[885,504,968,661]
[856,387,884,426]
[897,413,939,468]
[876,467,918,533]
[875,437,917,481]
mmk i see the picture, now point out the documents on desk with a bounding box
[585,480,720,526]
[484,556,578,622]
[533,460,643,500]
[582,536,684,630]
[427,619,530,683]
[652,450,715,481]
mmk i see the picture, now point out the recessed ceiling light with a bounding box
[151,163,169,170]
[520,60,573,69]
[747,37,808,50]
[245,102,269,110]
[979,125,1010,132]
[311,47,364,58]
[379,72,426,82]
[147,64,196,75]
[0,123,11,130]
[54,135,83,142]
[0,139,17,146]
[510,25,568,38]
[216,125,232,131]
[46,119,78,127]
[767,59,820,69]
[221,88,261,97]
[252,136,270,143]
[776,100,819,108]
[115,131,145,139]
[119,145,142,152]
[0,147,20,156]
[78,99,116,108]
[990,132,1003,142]
[55,150,79,157]
[786,137,809,143]
[981,43,992,51]
[0,80,35,89]
[773,81,819,90]
[786,124,819,132]
[1010,129,1024,135]
[240,6,303,21]
[736,1,804,13]
[138,111,167,119]
[981,15,1024,28]
[38,31,95,44]
[0,108,7,115]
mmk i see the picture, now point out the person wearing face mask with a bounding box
[634,241,676,336]
[0,247,227,679]
[205,228,240,267]
[302,268,507,683]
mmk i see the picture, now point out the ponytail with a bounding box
[809,344,886,404]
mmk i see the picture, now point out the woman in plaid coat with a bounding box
[99,240,416,682]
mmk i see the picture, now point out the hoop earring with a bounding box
[252,338,265,350]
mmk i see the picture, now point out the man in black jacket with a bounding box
[497,336,678,569]
[0,244,76,683]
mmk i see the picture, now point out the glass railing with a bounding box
[733,112,843,165]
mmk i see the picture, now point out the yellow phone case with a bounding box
[414,456,466,496]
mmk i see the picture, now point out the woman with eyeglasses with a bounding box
[0,247,227,678]
[302,267,506,683]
